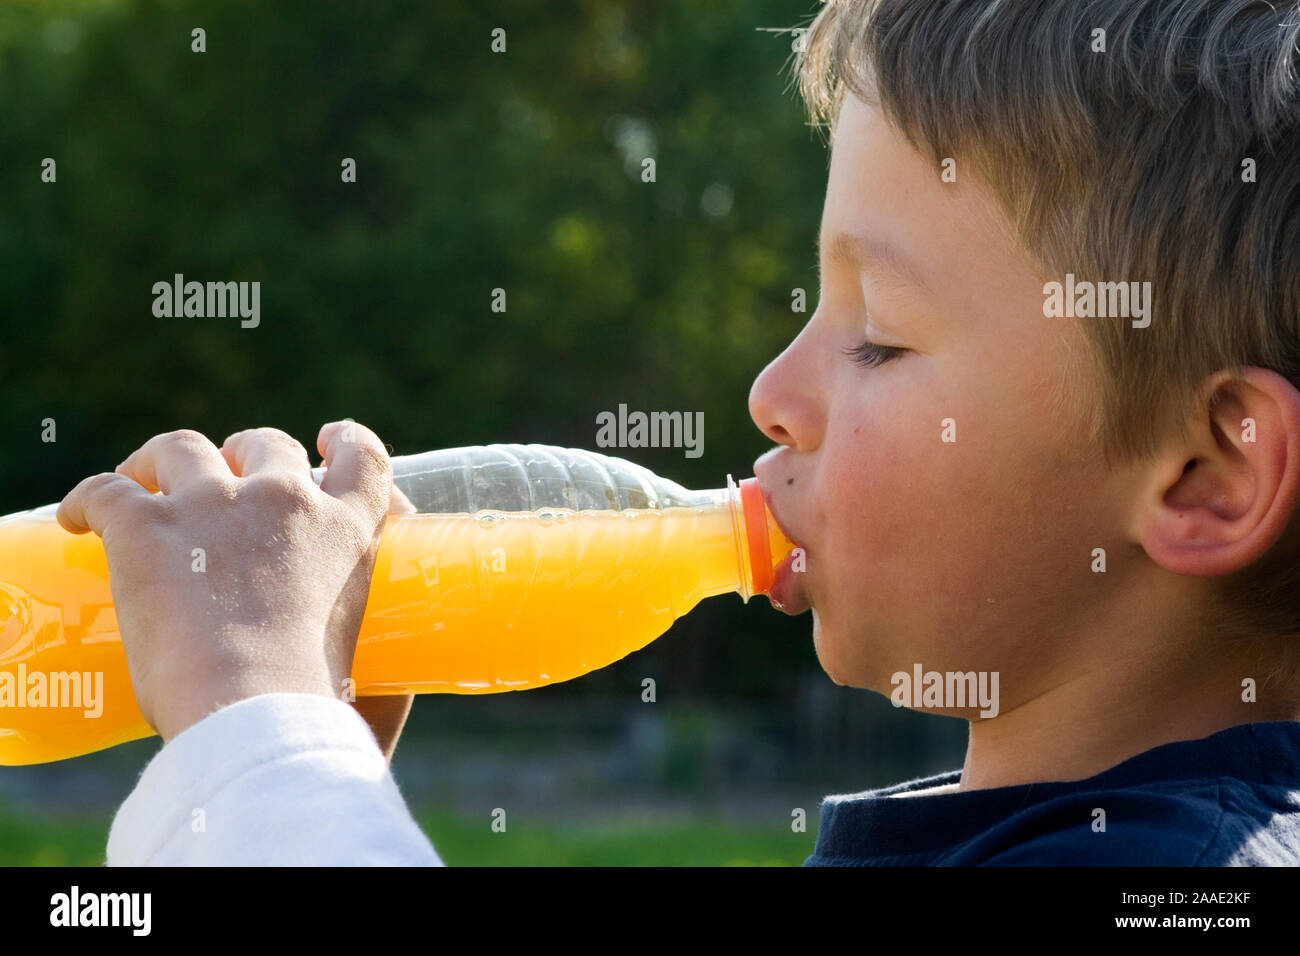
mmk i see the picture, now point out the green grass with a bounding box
[0,805,113,866]
[0,803,813,866]
[417,810,813,866]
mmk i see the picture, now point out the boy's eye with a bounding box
[843,340,906,369]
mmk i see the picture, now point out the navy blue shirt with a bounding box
[805,720,1300,865]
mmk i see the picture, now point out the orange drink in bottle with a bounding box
[0,445,795,764]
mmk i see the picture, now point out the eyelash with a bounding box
[843,340,905,368]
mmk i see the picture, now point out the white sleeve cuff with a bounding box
[106,692,443,866]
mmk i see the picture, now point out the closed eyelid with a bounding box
[843,340,905,369]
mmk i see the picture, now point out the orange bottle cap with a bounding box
[738,477,775,595]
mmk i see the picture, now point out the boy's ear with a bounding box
[1137,367,1300,577]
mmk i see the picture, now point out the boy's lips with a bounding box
[768,549,810,615]
[759,487,810,615]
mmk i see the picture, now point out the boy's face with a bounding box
[750,94,1142,706]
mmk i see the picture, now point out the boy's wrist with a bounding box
[154,671,339,743]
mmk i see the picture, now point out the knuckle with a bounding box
[364,441,392,476]
[78,472,164,526]
[249,426,299,446]
[161,428,211,448]
[245,428,310,461]
[131,494,174,529]
[242,471,318,513]
[81,471,136,504]
[270,432,310,460]
[351,435,393,477]
[81,471,125,495]
[190,477,237,508]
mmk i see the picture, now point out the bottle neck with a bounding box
[670,478,766,603]
[670,480,757,603]
[726,478,756,602]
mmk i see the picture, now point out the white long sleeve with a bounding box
[106,692,443,866]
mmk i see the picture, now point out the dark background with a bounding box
[0,0,964,864]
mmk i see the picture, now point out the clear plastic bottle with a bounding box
[0,444,794,765]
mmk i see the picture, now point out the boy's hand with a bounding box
[351,481,417,761]
[57,421,393,744]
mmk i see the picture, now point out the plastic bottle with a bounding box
[0,444,795,765]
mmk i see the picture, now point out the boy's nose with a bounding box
[748,332,823,453]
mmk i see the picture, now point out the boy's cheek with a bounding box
[823,384,973,525]
[809,357,1112,687]
[813,396,1055,652]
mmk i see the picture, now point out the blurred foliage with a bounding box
[0,0,829,700]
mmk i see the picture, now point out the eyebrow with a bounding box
[819,231,935,298]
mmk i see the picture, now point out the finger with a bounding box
[316,420,392,526]
[389,483,417,515]
[221,427,312,479]
[116,429,232,495]
[57,472,157,536]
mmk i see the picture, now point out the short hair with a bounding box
[797,0,1300,645]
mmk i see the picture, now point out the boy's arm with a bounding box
[108,692,442,866]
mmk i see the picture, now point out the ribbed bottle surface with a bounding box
[313,443,720,513]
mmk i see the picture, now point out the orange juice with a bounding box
[0,479,793,765]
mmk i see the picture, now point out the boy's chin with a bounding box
[812,616,898,691]
[811,617,862,688]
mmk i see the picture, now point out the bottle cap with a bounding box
[738,477,775,595]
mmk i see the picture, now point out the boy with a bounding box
[60,0,1300,864]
